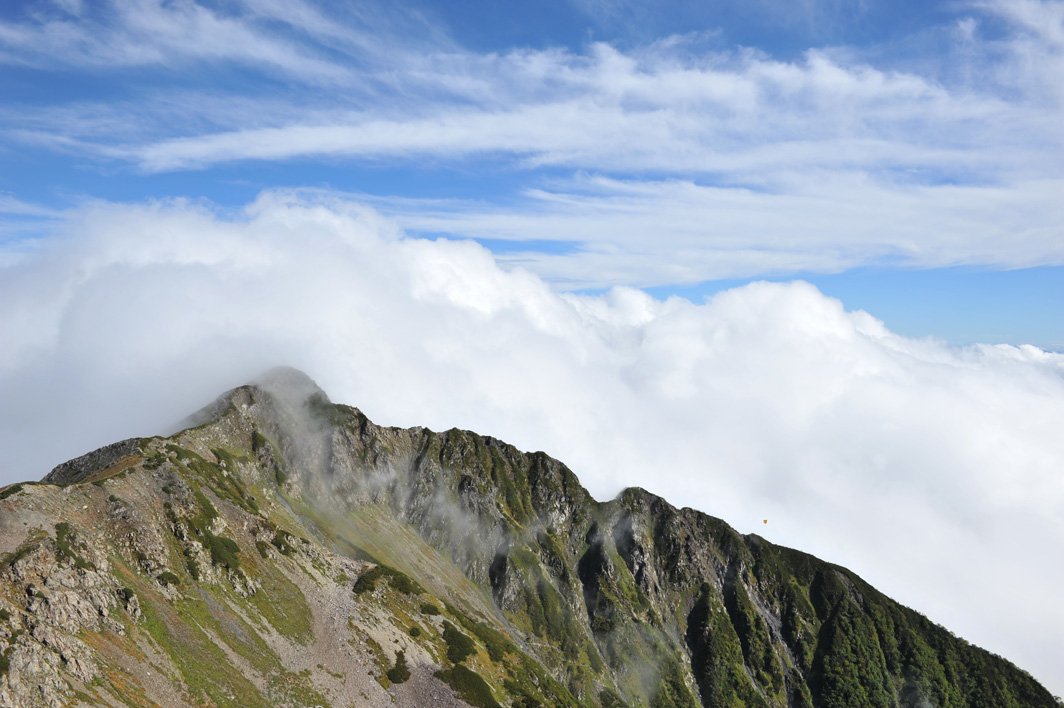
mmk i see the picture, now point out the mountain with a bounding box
[0,368,1056,708]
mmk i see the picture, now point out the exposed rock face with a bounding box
[0,369,1057,708]
[43,439,141,486]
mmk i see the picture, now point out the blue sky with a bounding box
[1,0,1063,348]
[2,1,1064,694]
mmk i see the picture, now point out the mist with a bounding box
[1,190,1062,695]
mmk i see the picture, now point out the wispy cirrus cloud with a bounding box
[3,1,1059,173]
[56,41,1046,177]
[4,0,1061,285]
[0,0,378,81]
[361,173,1064,287]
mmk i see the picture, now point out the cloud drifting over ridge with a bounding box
[1,192,1062,693]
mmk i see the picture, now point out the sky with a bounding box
[1,0,1063,697]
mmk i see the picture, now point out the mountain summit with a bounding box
[0,370,1056,708]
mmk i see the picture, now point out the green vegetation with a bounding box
[600,688,629,708]
[167,444,258,516]
[251,430,269,453]
[442,621,476,664]
[386,650,410,684]
[206,533,241,570]
[2,537,41,570]
[175,478,242,572]
[443,602,512,662]
[723,578,783,697]
[650,654,699,708]
[1,379,1050,708]
[435,665,501,708]
[247,562,314,644]
[139,592,273,708]
[504,678,544,708]
[54,522,95,570]
[0,607,13,676]
[686,583,768,708]
[270,530,297,556]
[352,564,423,595]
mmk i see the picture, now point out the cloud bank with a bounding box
[1,192,1061,694]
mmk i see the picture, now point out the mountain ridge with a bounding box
[0,368,1056,708]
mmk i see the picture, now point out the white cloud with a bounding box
[0,0,352,81]
[0,192,1061,695]
[103,42,1043,176]
[3,1,1063,285]
[364,174,1064,287]
[4,1,1062,178]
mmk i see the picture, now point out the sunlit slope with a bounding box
[0,368,1055,708]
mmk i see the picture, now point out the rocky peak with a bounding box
[1,369,1056,708]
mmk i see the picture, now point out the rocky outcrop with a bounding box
[43,439,141,486]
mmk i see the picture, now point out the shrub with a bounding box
[54,522,94,570]
[251,430,268,453]
[409,626,421,637]
[157,571,180,587]
[206,533,240,570]
[186,559,200,581]
[386,650,411,684]
[434,665,500,708]
[352,565,423,596]
[504,678,544,708]
[600,688,628,708]
[270,531,296,556]
[0,484,22,501]
[389,572,422,595]
[442,621,476,664]
[420,602,441,615]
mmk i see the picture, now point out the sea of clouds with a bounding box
[1,191,1062,694]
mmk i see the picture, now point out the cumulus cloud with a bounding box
[0,192,1061,693]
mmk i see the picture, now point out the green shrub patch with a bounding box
[386,650,411,684]
[434,665,500,708]
[442,621,476,664]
